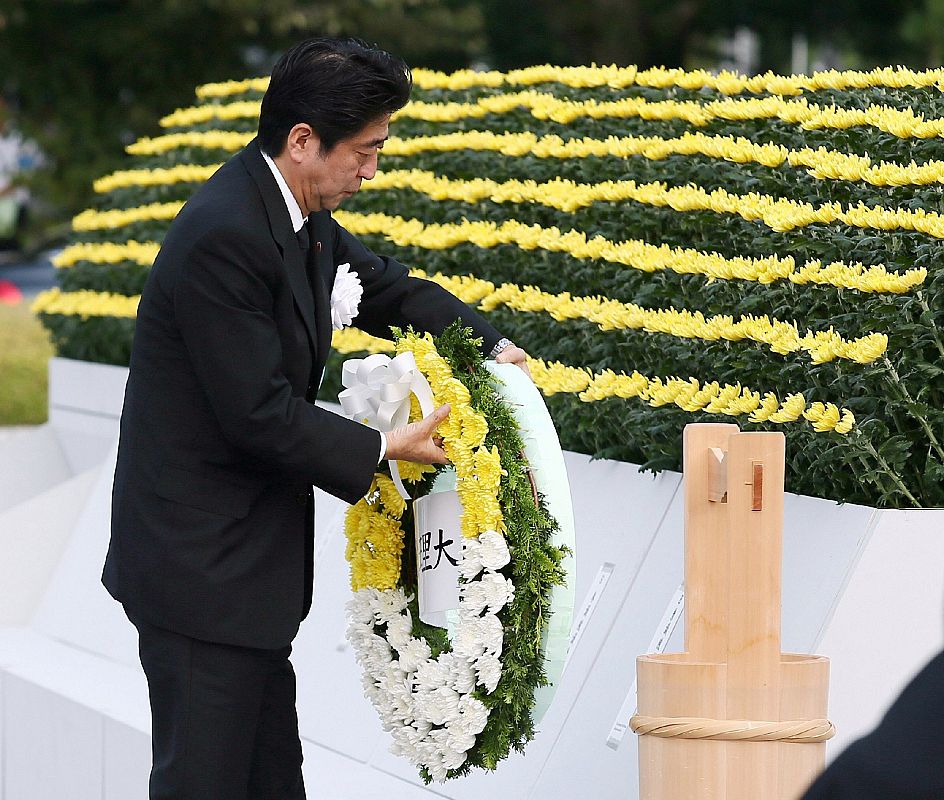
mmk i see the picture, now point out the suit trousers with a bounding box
[127,608,307,800]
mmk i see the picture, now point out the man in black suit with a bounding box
[102,37,527,799]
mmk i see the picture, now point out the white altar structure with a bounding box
[0,357,942,799]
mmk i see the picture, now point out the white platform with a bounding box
[0,357,941,799]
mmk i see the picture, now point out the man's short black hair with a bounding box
[258,37,412,157]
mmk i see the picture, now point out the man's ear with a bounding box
[286,123,321,162]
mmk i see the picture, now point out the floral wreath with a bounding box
[341,324,569,783]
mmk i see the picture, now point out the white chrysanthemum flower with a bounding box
[427,728,466,771]
[362,680,384,706]
[365,652,391,679]
[350,632,392,673]
[460,572,514,617]
[425,758,449,783]
[345,619,376,643]
[441,745,467,771]
[481,572,515,611]
[330,261,363,330]
[346,590,375,625]
[436,651,458,674]
[478,529,511,570]
[379,662,409,686]
[458,583,489,616]
[389,727,421,760]
[455,615,503,659]
[460,538,483,580]
[429,727,450,746]
[370,588,410,621]
[381,681,413,719]
[408,718,432,742]
[375,699,402,731]
[445,728,476,754]
[414,658,449,691]
[359,631,391,657]
[453,621,487,659]
[385,615,413,650]
[377,665,410,707]
[478,614,504,654]
[397,637,433,673]
[457,695,489,734]
[417,686,461,726]
[448,657,478,694]
[474,653,503,694]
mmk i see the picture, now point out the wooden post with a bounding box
[633,423,832,799]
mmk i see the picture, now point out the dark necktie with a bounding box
[296,224,310,251]
[295,223,317,303]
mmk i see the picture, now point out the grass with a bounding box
[0,301,53,425]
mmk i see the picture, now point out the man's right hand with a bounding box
[384,403,451,464]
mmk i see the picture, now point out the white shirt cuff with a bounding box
[377,431,387,462]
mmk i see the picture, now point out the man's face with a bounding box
[299,115,389,213]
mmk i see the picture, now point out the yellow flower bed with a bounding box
[382,129,944,189]
[126,130,253,156]
[31,288,139,318]
[333,211,923,294]
[360,168,944,238]
[53,241,160,269]
[329,328,856,435]
[52,216,925,295]
[34,274,888,364]
[49,59,938,509]
[158,90,944,141]
[194,64,944,99]
[160,99,261,129]
[408,64,944,95]
[72,202,183,232]
[94,164,222,193]
[77,171,944,240]
[105,130,944,192]
[411,269,887,364]
[21,288,862,436]
[393,91,944,140]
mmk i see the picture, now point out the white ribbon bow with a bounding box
[339,351,435,498]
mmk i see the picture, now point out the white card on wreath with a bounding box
[413,486,462,630]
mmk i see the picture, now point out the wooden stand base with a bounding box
[635,653,830,799]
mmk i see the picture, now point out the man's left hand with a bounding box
[495,345,532,379]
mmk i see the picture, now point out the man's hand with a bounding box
[384,403,451,464]
[495,345,532,379]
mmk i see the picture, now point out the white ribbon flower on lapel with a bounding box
[330,262,363,330]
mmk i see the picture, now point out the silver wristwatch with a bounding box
[488,337,515,359]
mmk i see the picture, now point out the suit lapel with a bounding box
[239,140,319,352]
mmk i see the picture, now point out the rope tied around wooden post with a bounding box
[630,714,835,743]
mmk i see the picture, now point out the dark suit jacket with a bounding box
[801,648,944,799]
[103,139,503,649]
